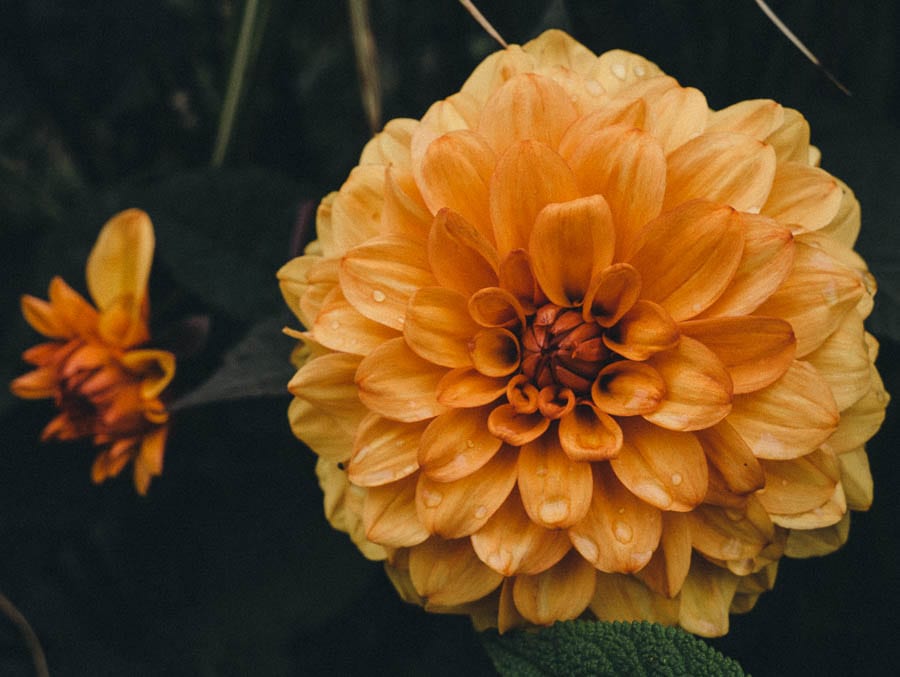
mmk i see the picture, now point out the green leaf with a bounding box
[480,620,746,677]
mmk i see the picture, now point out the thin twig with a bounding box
[753,0,850,95]
[0,591,49,677]
[459,0,507,48]
[212,0,262,166]
[348,0,383,134]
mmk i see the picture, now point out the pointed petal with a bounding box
[48,277,101,337]
[381,166,431,242]
[313,286,399,355]
[356,337,448,422]
[529,195,616,307]
[700,214,794,318]
[518,432,593,529]
[564,126,666,260]
[569,464,662,573]
[20,293,71,338]
[471,488,571,576]
[687,500,773,562]
[629,202,744,321]
[696,420,766,495]
[427,209,500,296]
[417,446,518,538]
[805,308,871,410]
[476,73,578,156]
[460,45,537,106]
[404,286,479,368]
[644,337,733,432]
[762,162,842,231]
[489,140,579,256]
[10,366,59,399]
[409,538,503,606]
[513,550,596,624]
[329,165,386,254]
[558,402,623,462]
[679,316,796,394]
[559,99,650,159]
[435,367,508,408]
[347,413,427,487]
[610,418,708,511]
[840,447,873,511]
[765,107,810,163]
[706,99,784,140]
[635,512,691,598]
[603,299,679,360]
[728,361,839,460]
[754,241,866,357]
[634,80,708,153]
[825,364,888,454]
[86,208,154,315]
[340,236,436,331]
[360,117,416,172]
[591,572,679,624]
[756,448,840,515]
[418,406,502,482]
[591,360,667,417]
[678,558,739,637]
[664,133,776,212]
[363,474,430,547]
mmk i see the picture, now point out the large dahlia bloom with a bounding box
[279,30,887,636]
[12,209,175,495]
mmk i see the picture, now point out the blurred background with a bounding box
[0,1,898,674]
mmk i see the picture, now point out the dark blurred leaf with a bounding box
[171,316,293,410]
[480,620,746,677]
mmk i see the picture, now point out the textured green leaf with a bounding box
[480,620,746,677]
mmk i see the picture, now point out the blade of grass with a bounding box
[348,0,382,135]
[459,0,507,47]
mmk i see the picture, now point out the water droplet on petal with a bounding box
[422,488,443,508]
[539,498,570,525]
[474,505,488,519]
[746,205,761,215]
[671,472,683,486]
[633,64,646,77]
[466,439,475,448]
[617,507,626,515]
[330,320,341,330]
[611,63,627,80]
[585,79,603,96]
[724,509,744,522]
[613,520,634,544]
[372,290,386,302]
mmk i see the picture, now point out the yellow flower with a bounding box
[279,30,888,636]
[11,209,175,495]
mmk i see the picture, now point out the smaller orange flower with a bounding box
[11,209,175,495]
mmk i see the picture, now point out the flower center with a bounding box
[520,304,609,395]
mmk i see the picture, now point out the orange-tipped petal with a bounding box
[678,316,796,395]
[558,402,623,462]
[512,550,596,624]
[518,432,592,529]
[727,361,839,460]
[355,337,448,422]
[409,538,503,607]
[364,474,432,548]
[404,287,479,368]
[528,196,616,308]
[610,418,708,512]
[629,201,744,322]
[435,367,508,408]
[348,414,427,487]
[417,446,518,538]
[340,236,436,331]
[471,488,571,576]
[418,406,502,482]
[427,208,500,296]
[569,464,662,573]
[489,140,579,256]
[603,299,679,360]
[664,132,776,213]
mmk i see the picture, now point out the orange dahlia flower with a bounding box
[279,30,887,636]
[11,209,175,495]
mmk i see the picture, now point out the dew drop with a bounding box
[781,478,789,486]
[585,79,603,96]
[613,520,634,544]
[670,472,683,486]
[539,499,570,525]
[611,63,627,80]
[330,320,341,330]
[724,508,744,522]
[617,507,626,515]
[466,439,476,448]
[474,505,488,519]
[746,205,761,215]
[372,289,386,302]
[422,488,443,508]
[633,64,646,77]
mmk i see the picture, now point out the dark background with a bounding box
[1,1,898,675]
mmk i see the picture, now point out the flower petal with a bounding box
[705,99,784,140]
[512,550,597,624]
[381,166,432,242]
[10,366,59,399]
[435,367,508,408]
[695,420,766,495]
[805,308,871,410]
[356,337,448,422]
[628,201,744,322]
[610,418,708,511]
[417,446,518,538]
[826,365,888,454]
[664,132,776,212]
[764,107,810,163]
[49,277,102,338]
[687,500,773,562]
[839,447,873,511]
[771,483,846,530]
[569,464,662,573]
[489,140,579,256]
[644,337,733,432]
[360,117,416,172]
[20,293,71,339]
[418,406,502,482]
[313,286,399,355]
[409,538,503,607]
[595,50,664,95]
[583,263,642,328]
[404,286,479,368]
[603,299,679,360]
[591,360,667,416]
[86,209,154,317]
[563,126,666,260]
[591,572,679,625]
[678,557,740,637]
[329,165,387,254]
[120,349,176,399]
[363,474,430,547]
[783,513,850,558]
[727,361,839,460]
[468,287,526,329]
[817,179,861,248]
[518,432,593,529]
[678,316,796,395]
[471,488,571,576]
[756,448,840,515]
[558,402,623,462]
[635,512,692,598]
[340,236,436,331]
[762,161,842,231]
[487,404,551,446]
[469,328,521,377]
[427,208,500,296]
[348,414,427,487]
